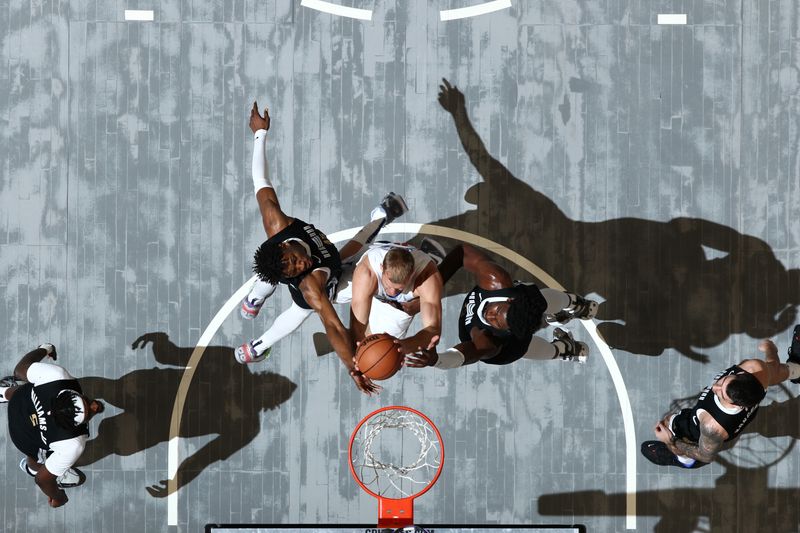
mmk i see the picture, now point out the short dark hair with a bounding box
[506,285,547,339]
[253,241,284,284]
[50,390,84,429]
[727,372,766,408]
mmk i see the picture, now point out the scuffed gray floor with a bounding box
[1,1,799,532]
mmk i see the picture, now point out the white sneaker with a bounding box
[56,467,86,488]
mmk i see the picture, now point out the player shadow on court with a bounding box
[429,82,799,362]
[75,332,297,497]
[537,393,800,532]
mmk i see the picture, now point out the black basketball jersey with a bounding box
[457,282,545,366]
[671,365,762,443]
[264,219,342,309]
[8,380,90,458]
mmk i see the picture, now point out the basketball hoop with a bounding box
[348,406,444,529]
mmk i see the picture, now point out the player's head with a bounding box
[381,247,415,296]
[253,240,313,283]
[505,286,548,339]
[714,372,766,408]
[50,390,105,429]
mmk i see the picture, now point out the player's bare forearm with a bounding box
[302,278,357,370]
[15,346,52,381]
[255,188,291,237]
[668,439,716,463]
[348,264,376,344]
[35,467,67,503]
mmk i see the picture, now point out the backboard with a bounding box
[205,526,586,533]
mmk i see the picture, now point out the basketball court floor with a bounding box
[2,1,800,531]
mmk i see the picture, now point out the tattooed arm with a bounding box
[667,417,728,463]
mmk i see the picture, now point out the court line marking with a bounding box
[657,13,687,24]
[124,9,154,21]
[440,0,512,21]
[168,222,636,529]
[300,0,373,21]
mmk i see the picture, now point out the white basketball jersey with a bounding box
[361,243,433,303]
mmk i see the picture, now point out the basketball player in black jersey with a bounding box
[236,102,402,395]
[1,344,103,507]
[642,330,800,468]
[405,243,597,369]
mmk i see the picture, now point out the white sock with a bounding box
[340,218,386,262]
[248,279,277,303]
[254,303,313,354]
[522,336,560,360]
[541,289,572,315]
[676,455,696,467]
[787,362,800,381]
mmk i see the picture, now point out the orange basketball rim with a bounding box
[348,406,445,529]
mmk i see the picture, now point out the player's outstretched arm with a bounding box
[348,261,378,345]
[249,101,292,238]
[301,271,380,395]
[462,243,513,291]
[741,339,788,386]
[35,465,68,507]
[14,344,56,382]
[397,266,443,354]
[405,331,500,369]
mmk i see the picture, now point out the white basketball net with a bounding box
[351,409,442,499]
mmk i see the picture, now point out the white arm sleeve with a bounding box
[252,129,273,193]
[433,347,466,369]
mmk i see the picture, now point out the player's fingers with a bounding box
[426,335,440,350]
[442,78,451,89]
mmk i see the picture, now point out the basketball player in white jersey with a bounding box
[338,242,444,354]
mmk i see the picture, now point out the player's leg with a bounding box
[240,279,277,319]
[522,329,588,362]
[541,288,599,325]
[236,303,313,363]
[339,193,408,262]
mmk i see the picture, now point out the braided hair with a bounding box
[253,241,285,284]
[506,285,547,339]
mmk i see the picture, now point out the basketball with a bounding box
[355,333,403,380]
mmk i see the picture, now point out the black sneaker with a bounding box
[419,237,446,265]
[546,294,599,325]
[788,325,800,384]
[1,376,19,404]
[370,192,409,224]
[551,328,589,362]
[640,441,706,469]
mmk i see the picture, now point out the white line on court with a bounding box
[300,0,373,21]
[169,223,636,529]
[657,13,687,25]
[440,0,512,21]
[124,9,154,21]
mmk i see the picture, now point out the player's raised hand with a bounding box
[404,336,440,368]
[249,101,271,133]
[349,369,381,395]
[758,339,777,355]
[438,78,465,114]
